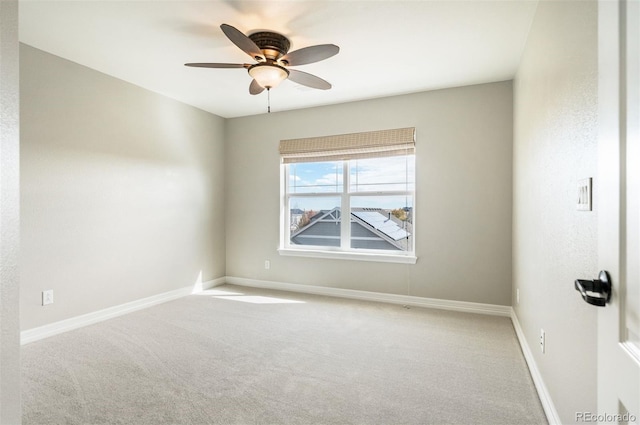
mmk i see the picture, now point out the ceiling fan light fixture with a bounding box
[249,63,289,89]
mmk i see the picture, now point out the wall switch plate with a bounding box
[577,178,592,211]
[264,260,270,270]
[516,289,520,305]
[540,329,546,353]
[42,290,54,306]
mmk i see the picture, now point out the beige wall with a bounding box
[225,81,513,305]
[20,45,226,330]
[1,1,22,423]
[513,1,598,423]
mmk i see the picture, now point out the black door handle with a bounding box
[575,270,612,307]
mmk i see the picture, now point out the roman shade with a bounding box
[279,127,415,164]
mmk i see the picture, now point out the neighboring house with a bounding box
[290,208,304,231]
[291,207,412,251]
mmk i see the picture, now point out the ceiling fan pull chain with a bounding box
[267,88,271,114]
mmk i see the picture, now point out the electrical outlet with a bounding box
[264,260,270,270]
[540,329,546,353]
[516,289,520,305]
[42,290,54,306]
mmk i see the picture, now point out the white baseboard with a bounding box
[510,309,561,425]
[225,276,512,317]
[21,277,225,345]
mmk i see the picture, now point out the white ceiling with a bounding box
[19,1,539,118]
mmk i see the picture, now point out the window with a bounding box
[279,128,416,264]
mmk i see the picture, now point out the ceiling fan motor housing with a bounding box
[249,31,291,61]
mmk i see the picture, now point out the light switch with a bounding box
[577,178,592,211]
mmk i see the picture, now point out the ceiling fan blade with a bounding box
[281,44,339,66]
[220,24,264,61]
[184,63,248,68]
[249,79,265,95]
[287,69,332,90]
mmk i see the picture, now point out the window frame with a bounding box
[279,158,417,264]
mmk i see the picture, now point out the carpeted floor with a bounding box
[22,284,547,425]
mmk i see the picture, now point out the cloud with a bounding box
[350,157,415,192]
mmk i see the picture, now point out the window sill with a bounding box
[278,248,417,264]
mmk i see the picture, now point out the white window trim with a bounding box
[278,247,417,264]
[280,159,417,263]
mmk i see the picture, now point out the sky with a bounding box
[288,156,415,211]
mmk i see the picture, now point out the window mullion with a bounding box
[340,161,350,249]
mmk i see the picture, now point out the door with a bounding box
[598,0,640,423]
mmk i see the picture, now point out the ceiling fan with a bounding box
[185,24,339,95]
